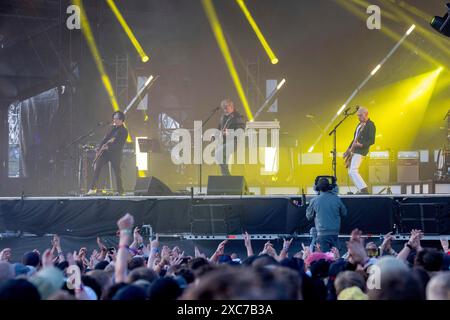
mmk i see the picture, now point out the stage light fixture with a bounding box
[336,104,347,116]
[430,3,450,37]
[371,64,381,76]
[406,24,416,35]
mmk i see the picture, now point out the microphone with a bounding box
[306,114,315,119]
[344,105,360,115]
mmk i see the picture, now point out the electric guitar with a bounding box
[221,114,234,136]
[343,122,366,168]
[92,137,115,167]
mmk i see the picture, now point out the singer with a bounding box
[344,107,376,194]
[87,111,128,195]
[217,99,246,175]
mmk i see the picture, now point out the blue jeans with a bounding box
[317,235,338,253]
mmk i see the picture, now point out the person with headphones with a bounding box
[306,177,348,252]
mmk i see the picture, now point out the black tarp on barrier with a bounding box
[0,195,445,237]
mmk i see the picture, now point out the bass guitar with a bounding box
[343,122,366,168]
[92,137,115,167]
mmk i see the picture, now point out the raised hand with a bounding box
[408,229,423,250]
[380,232,393,251]
[350,228,364,244]
[97,237,107,251]
[0,248,12,262]
[194,246,206,259]
[150,234,160,249]
[301,243,311,260]
[216,240,228,255]
[52,234,61,249]
[440,236,449,252]
[283,238,293,251]
[117,213,135,231]
[315,242,322,253]
[133,227,143,244]
[161,246,171,261]
[243,232,252,248]
[42,249,54,268]
[346,238,368,266]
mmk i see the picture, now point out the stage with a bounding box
[0,194,448,257]
[0,194,448,236]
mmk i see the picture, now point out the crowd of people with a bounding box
[0,211,449,300]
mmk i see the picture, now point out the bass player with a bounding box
[343,107,376,194]
[87,111,128,195]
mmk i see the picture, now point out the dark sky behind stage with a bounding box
[0,0,449,194]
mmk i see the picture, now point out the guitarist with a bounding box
[87,111,128,195]
[217,99,246,175]
[344,107,376,194]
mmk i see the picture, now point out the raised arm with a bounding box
[115,213,134,283]
[397,229,423,261]
[243,232,254,257]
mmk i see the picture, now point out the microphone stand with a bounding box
[62,122,110,153]
[198,107,220,194]
[328,109,356,179]
[59,122,110,194]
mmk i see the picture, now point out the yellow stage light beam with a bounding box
[73,0,120,112]
[335,0,446,69]
[74,0,132,142]
[406,67,443,103]
[396,0,431,21]
[235,0,279,64]
[308,24,416,153]
[106,0,149,63]
[381,0,450,61]
[350,0,399,21]
[202,0,253,120]
[371,68,443,149]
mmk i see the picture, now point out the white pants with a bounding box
[348,153,367,190]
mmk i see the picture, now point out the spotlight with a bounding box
[430,3,450,37]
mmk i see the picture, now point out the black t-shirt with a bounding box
[218,111,246,132]
[100,125,128,156]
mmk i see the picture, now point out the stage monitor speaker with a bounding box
[134,176,172,196]
[207,176,249,195]
[190,204,243,234]
[399,203,448,234]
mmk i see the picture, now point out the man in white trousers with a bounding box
[346,107,376,194]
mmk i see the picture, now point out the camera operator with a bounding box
[306,177,347,252]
